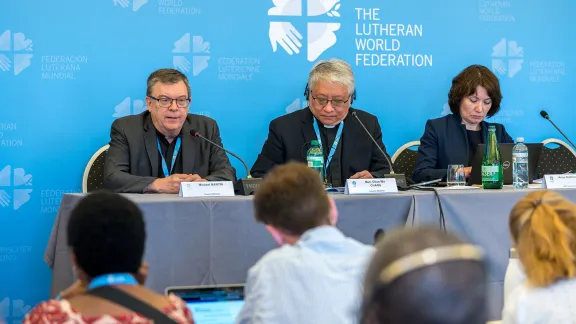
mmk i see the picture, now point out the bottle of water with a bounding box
[307,140,324,184]
[512,137,529,189]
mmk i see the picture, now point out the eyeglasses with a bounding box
[311,94,350,108]
[148,95,191,109]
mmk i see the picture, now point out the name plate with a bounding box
[344,178,398,195]
[179,181,235,197]
[542,174,576,189]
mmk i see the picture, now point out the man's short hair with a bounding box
[253,162,331,235]
[307,59,355,98]
[146,68,191,98]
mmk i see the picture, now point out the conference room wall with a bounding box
[0,0,574,320]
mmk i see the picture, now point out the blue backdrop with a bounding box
[1,0,574,320]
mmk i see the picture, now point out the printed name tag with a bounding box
[344,178,398,195]
[542,174,576,189]
[179,181,235,197]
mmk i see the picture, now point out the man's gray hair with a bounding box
[307,59,355,97]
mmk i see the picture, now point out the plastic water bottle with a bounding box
[512,137,529,189]
[307,140,324,184]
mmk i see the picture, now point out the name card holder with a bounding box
[179,181,235,197]
[541,174,576,189]
[344,178,399,195]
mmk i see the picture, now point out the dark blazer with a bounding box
[412,114,514,183]
[103,111,236,193]
[250,107,392,179]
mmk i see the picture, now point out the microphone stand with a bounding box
[351,111,408,190]
[542,114,576,151]
[192,131,263,195]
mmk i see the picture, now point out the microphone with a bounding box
[190,129,262,195]
[351,111,408,189]
[540,110,576,150]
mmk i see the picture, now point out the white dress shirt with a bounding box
[235,225,375,324]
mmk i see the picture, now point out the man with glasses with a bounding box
[250,59,391,187]
[104,68,236,193]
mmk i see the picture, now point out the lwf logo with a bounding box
[268,0,341,62]
[0,166,33,211]
[0,30,33,76]
[0,297,32,323]
[172,33,210,76]
[491,38,523,78]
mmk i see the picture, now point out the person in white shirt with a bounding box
[502,190,576,323]
[235,162,375,324]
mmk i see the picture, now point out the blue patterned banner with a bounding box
[0,1,574,321]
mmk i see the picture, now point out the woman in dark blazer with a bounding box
[413,65,514,183]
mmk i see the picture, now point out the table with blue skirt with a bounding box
[44,188,576,321]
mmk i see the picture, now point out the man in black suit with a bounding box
[250,59,391,187]
[104,68,236,194]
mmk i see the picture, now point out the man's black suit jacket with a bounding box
[250,108,392,180]
[104,111,236,193]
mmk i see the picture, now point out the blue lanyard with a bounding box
[157,137,181,177]
[312,118,344,178]
[88,273,138,290]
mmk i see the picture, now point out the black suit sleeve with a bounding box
[204,120,237,181]
[103,119,156,193]
[368,117,392,178]
[250,120,285,178]
[413,120,446,182]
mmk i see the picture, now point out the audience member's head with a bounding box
[67,191,146,281]
[509,190,576,288]
[253,162,337,245]
[360,226,487,324]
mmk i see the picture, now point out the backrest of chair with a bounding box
[391,141,420,181]
[537,139,576,178]
[82,145,110,193]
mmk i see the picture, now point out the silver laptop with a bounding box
[165,284,245,324]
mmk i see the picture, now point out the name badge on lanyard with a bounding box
[157,137,181,177]
[88,273,138,290]
[312,118,344,179]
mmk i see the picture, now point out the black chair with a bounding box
[537,139,576,178]
[391,141,420,182]
[82,145,109,193]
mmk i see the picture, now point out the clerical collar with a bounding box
[324,124,336,129]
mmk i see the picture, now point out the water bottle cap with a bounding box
[311,140,319,146]
[516,137,524,143]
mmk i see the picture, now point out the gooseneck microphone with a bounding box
[190,129,252,178]
[351,111,408,189]
[190,129,263,195]
[540,110,576,150]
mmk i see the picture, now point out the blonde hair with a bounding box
[509,190,576,287]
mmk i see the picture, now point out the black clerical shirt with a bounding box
[156,129,184,178]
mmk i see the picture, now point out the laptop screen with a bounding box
[168,285,245,324]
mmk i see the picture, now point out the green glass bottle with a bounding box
[481,125,503,189]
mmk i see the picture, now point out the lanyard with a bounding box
[88,273,138,290]
[312,118,344,178]
[157,137,181,177]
